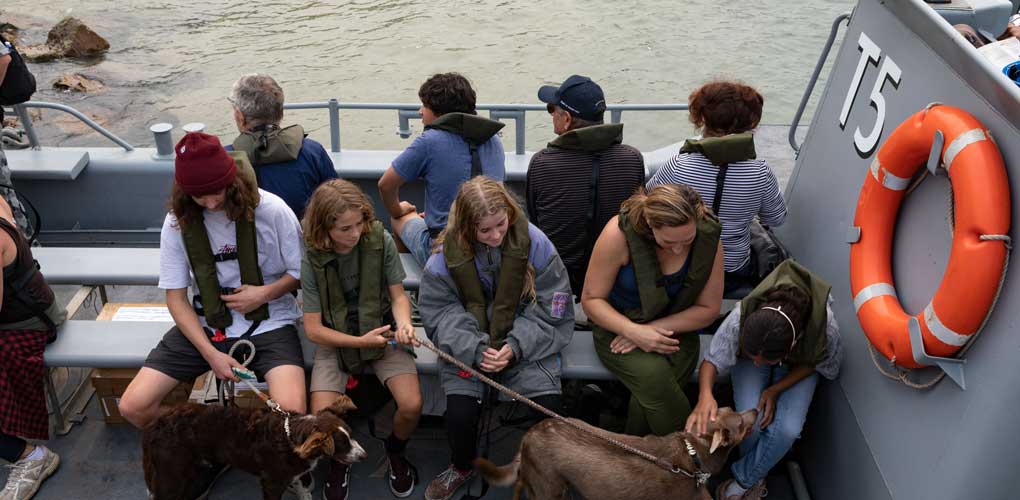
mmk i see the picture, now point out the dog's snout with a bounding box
[343,438,368,463]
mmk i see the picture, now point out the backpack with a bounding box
[0,35,36,106]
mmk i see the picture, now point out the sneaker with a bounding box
[323,461,350,500]
[189,463,229,500]
[386,454,417,498]
[715,479,768,500]
[424,464,473,500]
[0,446,60,500]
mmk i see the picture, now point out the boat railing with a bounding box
[789,12,852,155]
[5,100,689,155]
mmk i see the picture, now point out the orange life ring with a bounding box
[849,105,1010,369]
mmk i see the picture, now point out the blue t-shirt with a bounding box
[392,129,505,229]
[228,138,338,219]
[608,257,690,311]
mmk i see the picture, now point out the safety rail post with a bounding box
[397,109,420,139]
[12,104,41,150]
[610,110,623,124]
[489,109,526,155]
[789,12,852,154]
[328,98,340,152]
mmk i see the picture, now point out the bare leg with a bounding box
[118,367,182,428]
[310,390,343,413]
[264,364,307,414]
[385,373,422,440]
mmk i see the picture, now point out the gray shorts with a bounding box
[143,325,304,383]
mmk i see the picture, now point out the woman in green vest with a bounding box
[686,260,843,500]
[418,177,574,500]
[301,179,421,500]
[582,184,724,437]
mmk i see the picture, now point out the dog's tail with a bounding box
[473,453,520,487]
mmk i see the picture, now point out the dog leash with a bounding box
[407,334,711,486]
[230,365,293,439]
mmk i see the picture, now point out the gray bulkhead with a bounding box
[781,0,1020,499]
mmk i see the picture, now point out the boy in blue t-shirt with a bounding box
[378,72,506,266]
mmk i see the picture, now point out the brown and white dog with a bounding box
[475,407,758,500]
[142,395,367,500]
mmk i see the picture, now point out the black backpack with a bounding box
[0,35,36,106]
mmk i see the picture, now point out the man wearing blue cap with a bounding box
[527,75,645,298]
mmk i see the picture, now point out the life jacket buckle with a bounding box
[210,329,227,342]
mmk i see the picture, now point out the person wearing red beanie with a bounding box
[120,132,308,497]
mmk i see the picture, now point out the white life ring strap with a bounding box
[853,282,897,312]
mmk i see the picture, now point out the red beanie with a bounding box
[174,132,237,196]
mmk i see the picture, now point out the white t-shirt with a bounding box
[159,189,303,338]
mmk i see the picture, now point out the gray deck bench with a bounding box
[33,247,425,292]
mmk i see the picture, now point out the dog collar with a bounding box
[683,438,711,488]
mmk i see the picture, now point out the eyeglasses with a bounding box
[546,104,557,114]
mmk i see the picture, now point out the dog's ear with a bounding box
[295,430,335,459]
[709,428,731,454]
[323,395,357,417]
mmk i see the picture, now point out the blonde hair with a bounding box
[302,179,376,252]
[620,184,708,239]
[436,177,536,302]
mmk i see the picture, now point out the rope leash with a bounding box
[218,339,256,406]
[408,335,709,483]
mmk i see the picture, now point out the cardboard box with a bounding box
[92,303,192,424]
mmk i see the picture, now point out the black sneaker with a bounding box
[387,454,418,498]
[323,461,350,500]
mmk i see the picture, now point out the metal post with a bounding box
[150,123,174,160]
[610,110,623,124]
[182,123,206,134]
[397,110,420,139]
[789,12,852,153]
[328,98,341,152]
[490,110,527,155]
[12,105,41,150]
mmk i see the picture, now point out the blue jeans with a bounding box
[399,216,435,267]
[730,358,818,488]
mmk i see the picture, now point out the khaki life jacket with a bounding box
[232,124,305,167]
[305,220,387,374]
[739,259,830,367]
[679,131,756,166]
[444,215,530,348]
[181,151,269,331]
[425,112,504,177]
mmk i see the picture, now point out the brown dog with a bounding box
[142,395,367,500]
[475,407,758,500]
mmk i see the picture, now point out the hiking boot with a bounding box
[189,463,229,500]
[716,479,768,500]
[424,464,473,500]
[323,461,351,500]
[386,453,417,498]
[0,446,60,500]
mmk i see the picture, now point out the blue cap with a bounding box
[538,75,606,122]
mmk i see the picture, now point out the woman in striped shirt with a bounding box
[647,81,786,298]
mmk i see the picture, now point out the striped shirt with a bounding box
[526,143,645,296]
[647,151,786,272]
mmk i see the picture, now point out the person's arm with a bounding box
[166,288,242,381]
[222,204,302,313]
[378,166,413,219]
[580,218,680,355]
[758,363,816,429]
[389,283,415,345]
[647,241,724,333]
[303,311,389,348]
[757,162,788,227]
[504,252,574,363]
[418,261,489,367]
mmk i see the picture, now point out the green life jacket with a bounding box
[607,210,721,325]
[232,124,305,166]
[306,220,387,374]
[548,123,623,152]
[739,259,830,366]
[181,151,268,331]
[444,215,530,348]
[425,112,505,177]
[679,132,756,166]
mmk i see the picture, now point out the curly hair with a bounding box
[435,177,536,302]
[418,72,477,116]
[301,179,376,252]
[620,184,709,240]
[688,81,763,136]
[169,174,260,230]
[740,285,811,361]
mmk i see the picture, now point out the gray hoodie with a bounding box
[418,223,574,399]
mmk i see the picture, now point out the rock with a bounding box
[45,17,108,58]
[20,44,59,62]
[53,72,104,93]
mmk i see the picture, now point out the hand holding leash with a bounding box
[360,324,391,348]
